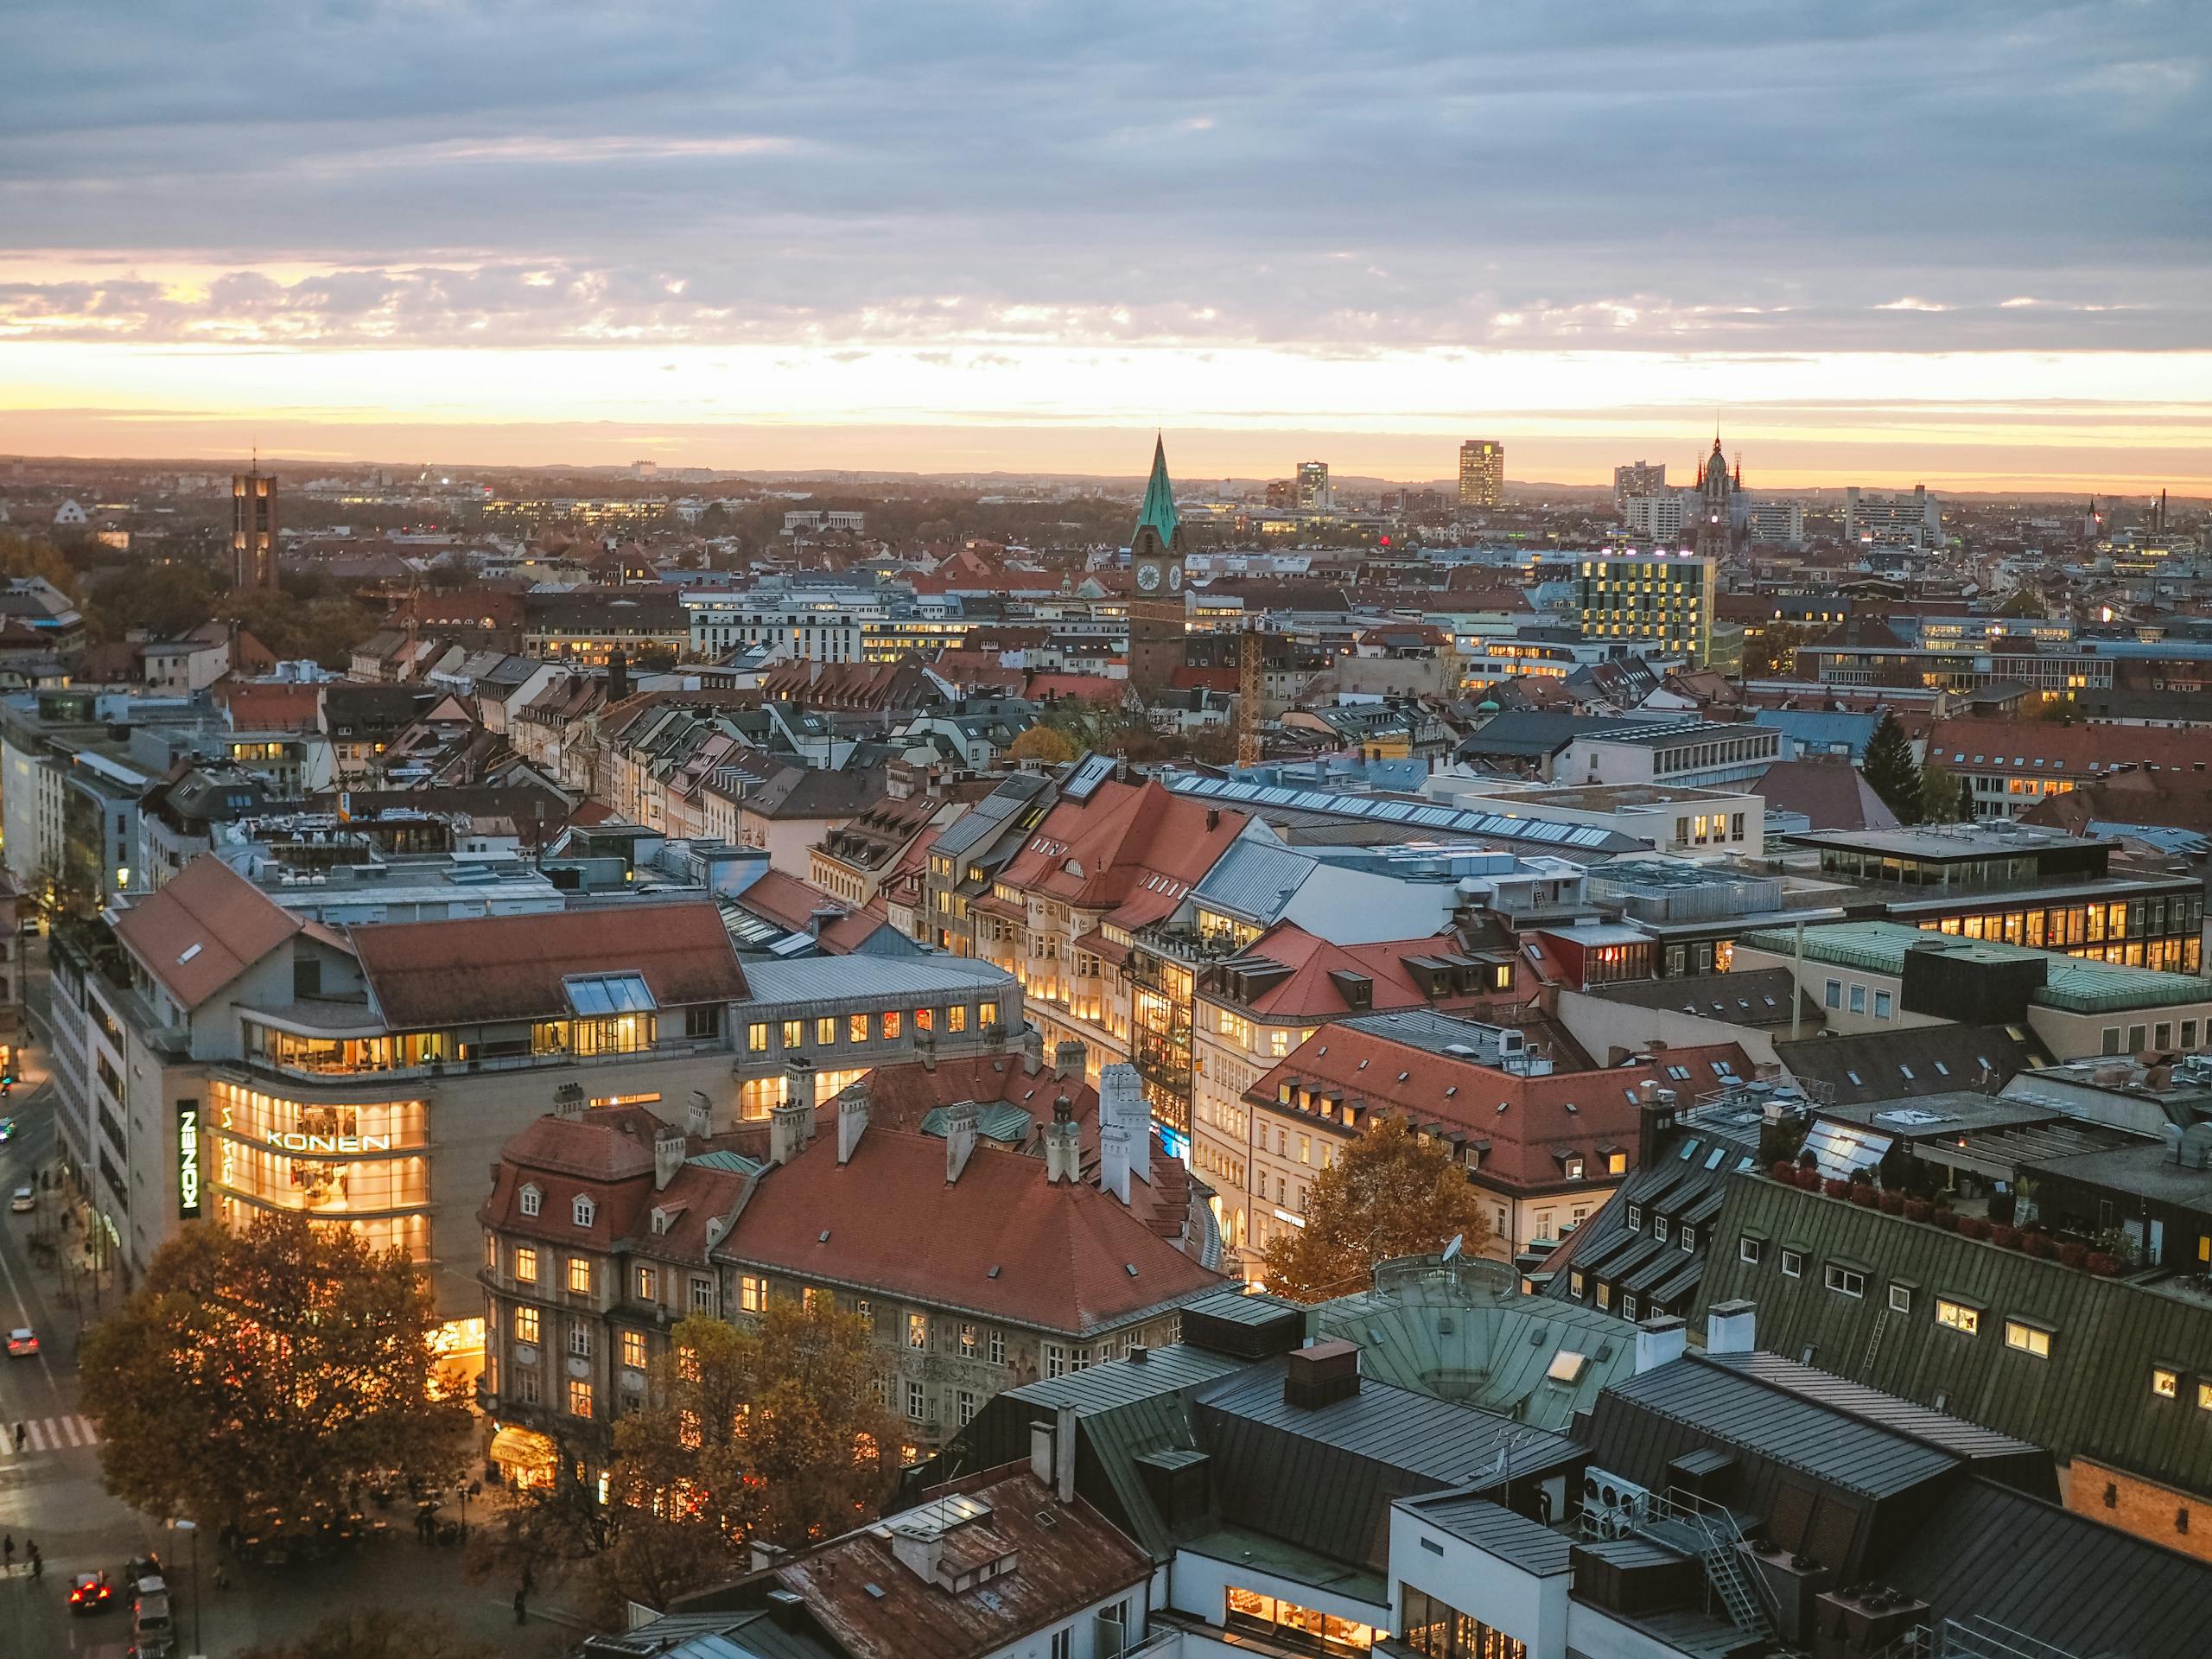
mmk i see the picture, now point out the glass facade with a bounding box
[209,1080,431,1260]
[1400,1586,1525,1659]
[1224,1586,1376,1656]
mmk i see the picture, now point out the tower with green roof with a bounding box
[1128,435,1189,688]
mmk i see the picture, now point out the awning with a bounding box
[489,1426,558,1470]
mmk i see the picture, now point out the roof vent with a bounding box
[817,1229,831,1243]
[1124,1263,1138,1277]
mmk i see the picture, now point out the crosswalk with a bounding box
[0,1414,99,1457]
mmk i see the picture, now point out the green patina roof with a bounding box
[1738,918,2209,1014]
[686,1149,765,1176]
[1135,435,1179,547]
[918,1103,1036,1144]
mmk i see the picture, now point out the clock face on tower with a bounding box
[1167,563,1182,591]
[1136,563,1161,593]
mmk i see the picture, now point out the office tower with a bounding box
[1844,484,1942,549]
[1624,493,1692,541]
[1127,437,1188,688]
[1295,461,1331,511]
[1576,551,1715,666]
[232,467,279,589]
[1612,460,1666,510]
[1459,440,1504,509]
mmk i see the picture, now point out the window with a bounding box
[567,1257,592,1295]
[1825,1264,1866,1299]
[514,1247,538,1284]
[740,1274,766,1313]
[2198,1382,2212,1413]
[747,1022,769,1054]
[804,1287,831,1312]
[1824,979,1842,1010]
[1848,984,1867,1014]
[1622,1294,1639,1319]
[957,1389,976,1427]
[635,1266,657,1302]
[958,1323,978,1357]
[2005,1321,2051,1358]
[621,1330,647,1370]
[1626,1204,1643,1232]
[817,1016,837,1046]
[689,1276,715,1314]
[519,1185,542,1217]
[782,1019,803,1050]
[569,1319,592,1357]
[1652,1215,1669,1243]
[1889,1285,1912,1313]
[906,1380,927,1421]
[1781,1249,1803,1278]
[569,1378,594,1418]
[2152,1366,2179,1399]
[1052,1630,1072,1659]
[572,1195,595,1228]
[518,1369,539,1404]
[907,1312,928,1350]
[948,1003,968,1033]
[1045,1343,1067,1377]
[849,1013,869,1043]
[988,1329,1006,1366]
[1606,1149,1627,1174]
[1679,1224,1695,1252]
[1873,990,1892,1020]
[484,1235,496,1268]
[1570,1269,1586,1298]
[514,1306,540,1344]
[1595,1283,1612,1311]
[1936,1299,1980,1336]
[1739,1236,1763,1265]
[881,1011,902,1040]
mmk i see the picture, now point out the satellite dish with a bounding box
[1441,1234,1464,1263]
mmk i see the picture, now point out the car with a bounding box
[0,1116,13,1141]
[9,1185,32,1213]
[5,1327,36,1357]
[69,1571,112,1614]
[132,1586,174,1644]
[124,1554,164,1586]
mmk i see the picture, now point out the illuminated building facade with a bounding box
[1459,439,1505,509]
[231,467,279,589]
[1574,552,1715,665]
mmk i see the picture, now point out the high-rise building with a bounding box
[1127,437,1188,688]
[1575,551,1715,665]
[1612,460,1666,510]
[231,467,279,589]
[1623,493,1693,542]
[1844,485,1942,549]
[1459,440,1504,509]
[1744,499,1807,548]
[1294,460,1331,511]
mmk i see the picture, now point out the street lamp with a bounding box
[168,1519,200,1655]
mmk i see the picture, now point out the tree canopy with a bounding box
[1259,1116,1494,1301]
[1006,724,1080,766]
[81,1211,469,1533]
[1860,711,1925,825]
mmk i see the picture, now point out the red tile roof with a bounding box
[480,1106,754,1262]
[353,902,748,1029]
[1926,716,2212,780]
[112,855,307,1011]
[717,1125,1221,1335]
[1210,922,1521,1020]
[1247,1023,1751,1193]
[1022,672,1128,705]
[995,779,1248,928]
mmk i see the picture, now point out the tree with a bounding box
[1860,712,1924,825]
[1259,1116,1494,1302]
[81,1211,469,1535]
[236,1612,499,1659]
[1006,724,1080,766]
[1917,763,1973,824]
[506,1304,894,1627]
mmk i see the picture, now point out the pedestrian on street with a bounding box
[3,1534,13,1573]
[513,1586,527,1625]
[26,1545,40,1581]
[10,1422,20,1451]
[521,1563,536,1595]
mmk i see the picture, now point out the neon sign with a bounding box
[265,1131,393,1155]
[177,1101,201,1218]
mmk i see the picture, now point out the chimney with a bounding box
[1030,1418,1058,1488]
[685,1090,712,1139]
[1638,1087,1679,1170]
[607,649,629,702]
[836,1084,869,1165]
[1054,1039,1087,1082]
[553,1082,584,1121]
[1054,1402,1077,1502]
[1634,1314,1687,1374]
[653,1122,685,1191]
[1098,1065,1142,1205]
[1044,1092,1083,1184]
[1020,1024,1044,1076]
[769,1078,817,1167]
[748,1540,789,1574]
[916,1027,938,1071]
[945,1099,980,1184]
[1707,1299,1757,1355]
[1283,1339,1361,1409]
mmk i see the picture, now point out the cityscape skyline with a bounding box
[3,1,2206,490]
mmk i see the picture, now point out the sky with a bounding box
[1,1,2206,492]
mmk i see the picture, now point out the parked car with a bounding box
[0,1116,14,1141]
[132,1585,174,1647]
[6,1326,36,1357]
[69,1572,112,1614]
[10,1185,33,1213]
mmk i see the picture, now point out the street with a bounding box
[0,982,587,1657]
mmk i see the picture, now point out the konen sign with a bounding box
[264,1131,395,1155]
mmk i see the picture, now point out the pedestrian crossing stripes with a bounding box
[0,1415,98,1456]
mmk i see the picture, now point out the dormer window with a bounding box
[519,1184,542,1217]
[1626,1204,1643,1232]
[1652,1215,1670,1243]
[573,1196,596,1228]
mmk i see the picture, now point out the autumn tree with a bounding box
[236,1613,499,1659]
[1860,711,1925,826]
[1259,1116,1494,1302]
[530,1304,896,1626]
[81,1211,469,1533]
[1007,723,1081,766]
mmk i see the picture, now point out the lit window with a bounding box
[635,1266,657,1302]
[959,1323,979,1357]
[2153,1367,2179,1399]
[1936,1299,1980,1336]
[2005,1321,2051,1358]
[568,1378,594,1418]
[1606,1150,1627,1174]
[747,1022,769,1054]
[850,1013,870,1044]
[817,1016,837,1045]
[621,1330,647,1370]
[882,1010,902,1040]
[740,1274,766,1313]
[514,1247,538,1284]
[907,1312,928,1350]
[948,1003,968,1033]
[514,1306,540,1344]
[567,1257,592,1294]
[781,1019,803,1050]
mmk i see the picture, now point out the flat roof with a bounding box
[1787,823,2111,861]
[1819,1093,2063,1139]
[1738,920,2212,1014]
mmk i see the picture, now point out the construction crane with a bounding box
[1236,626,1263,768]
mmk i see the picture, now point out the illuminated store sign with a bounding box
[177,1100,201,1218]
[264,1131,393,1155]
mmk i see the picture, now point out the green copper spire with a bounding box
[1135,434,1179,547]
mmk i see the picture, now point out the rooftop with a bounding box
[1738,918,2212,1013]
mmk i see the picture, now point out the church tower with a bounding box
[1694,433,1734,562]
[1126,435,1188,688]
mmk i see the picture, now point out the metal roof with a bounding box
[1738,918,2212,1012]
[1393,1493,1573,1574]
[741,953,1014,1010]
[1162,771,1637,855]
[1697,1351,2044,1464]
[1190,836,1314,923]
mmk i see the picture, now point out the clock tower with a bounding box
[1127,435,1188,689]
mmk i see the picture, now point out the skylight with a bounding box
[565,973,656,1016]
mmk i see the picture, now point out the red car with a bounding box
[70,1571,113,1613]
